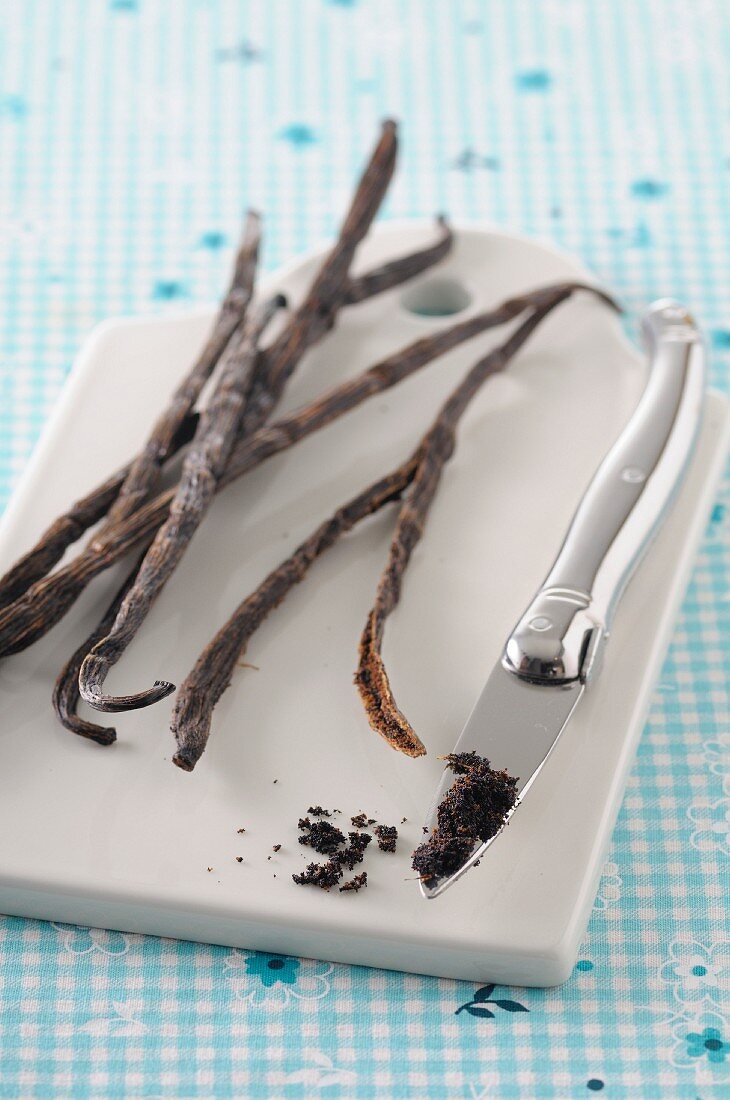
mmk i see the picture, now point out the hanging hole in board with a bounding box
[401,277,472,318]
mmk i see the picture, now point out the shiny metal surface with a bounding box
[420,666,583,898]
[504,300,706,684]
[421,300,706,898]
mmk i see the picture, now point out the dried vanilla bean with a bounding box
[104,213,261,527]
[0,212,260,612]
[0,121,399,629]
[207,119,399,474]
[218,281,606,490]
[78,289,287,712]
[0,495,171,659]
[0,471,127,615]
[0,413,199,612]
[355,288,598,756]
[173,288,600,768]
[74,124,400,714]
[257,121,397,407]
[219,119,400,456]
[170,461,419,771]
[0,220,451,611]
[343,216,452,304]
[236,207,450,452]
[0,281,614,659]
[235,209,451,447]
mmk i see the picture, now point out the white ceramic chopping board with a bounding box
[0,223,726,986]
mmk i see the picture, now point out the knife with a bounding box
[420,299,706,899]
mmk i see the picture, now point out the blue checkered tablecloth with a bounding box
[0,2,728,1097]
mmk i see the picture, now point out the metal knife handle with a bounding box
[504,299,706,685]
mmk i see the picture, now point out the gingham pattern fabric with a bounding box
[0,2,728,1097]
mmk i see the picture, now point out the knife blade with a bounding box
[420,299,706,898]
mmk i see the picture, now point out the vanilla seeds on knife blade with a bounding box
[411,752,518,887]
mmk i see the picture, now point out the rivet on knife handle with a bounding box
[503,299,706,687]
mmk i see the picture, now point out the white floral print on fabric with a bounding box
[284,1052,356,1089]
[593,860,622,910]
[79,1002,147,1038]
[660,940,730,1008]
[225,949,333,1008]
[702,733,730,782]
[687,797,730,855]
[51,922,131,956]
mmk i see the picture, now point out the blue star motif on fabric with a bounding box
[711,329,730,349]
[278,124,318,147]
[1,95,27,120]
[515,69,552,91]
[153,280,185,300]
[631,178,669,199]
[199,231,228,250]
